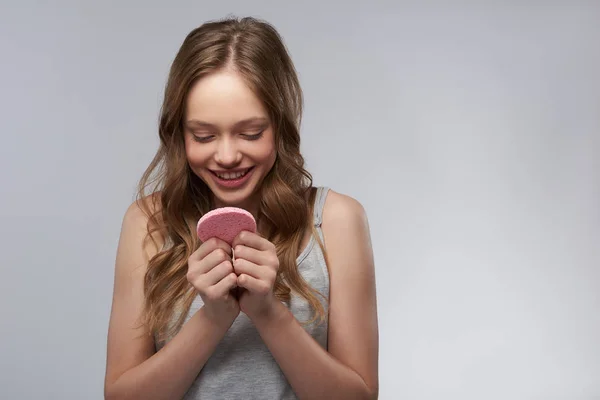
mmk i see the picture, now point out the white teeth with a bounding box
[215,169,249,180]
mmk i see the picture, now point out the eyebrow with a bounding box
[185,117,269,129]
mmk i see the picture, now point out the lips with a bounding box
[210,167,254,180]
[209,166,255,189]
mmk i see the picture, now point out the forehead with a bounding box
[186,70,268,126]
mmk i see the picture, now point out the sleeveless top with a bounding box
[155,186,331,399]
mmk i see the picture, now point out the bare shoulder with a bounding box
[120,192,165,261]
[105,192,163,387]
[122,192,162,229]
[320,188,374,276]
[113,191,164,298]
[321,189,370,234]
[319,188,379,397]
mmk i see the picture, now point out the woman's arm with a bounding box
[104,199,235,400]
[251,191,379,400]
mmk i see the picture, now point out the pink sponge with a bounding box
[196,207,257,245]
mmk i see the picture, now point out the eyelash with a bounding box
[243,131,264,141]
[192,135,213,143]
[192,130,264,143]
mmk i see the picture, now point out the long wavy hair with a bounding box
[135,16,328,342]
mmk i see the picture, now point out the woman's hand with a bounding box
[187,237,240,325]
[231,230,280,321]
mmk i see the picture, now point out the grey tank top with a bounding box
[155,186,331,399]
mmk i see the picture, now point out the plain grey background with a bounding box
[1,1,599,399]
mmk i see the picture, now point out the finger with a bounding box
[231,230,272,252]
[210,272,239,299]
[190,237,232,262]
[201,248,233,274]
[233,258,274,282]
[188,248,231,281]
[237,273,271,296]
[232,244,270,266]
[202,260,234,287]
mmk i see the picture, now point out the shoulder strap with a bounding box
[313,186,330,227]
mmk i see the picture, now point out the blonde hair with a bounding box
[136,16,327,342]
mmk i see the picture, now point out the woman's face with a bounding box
[183,70,277,210]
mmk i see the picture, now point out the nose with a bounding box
[214,137,242,167]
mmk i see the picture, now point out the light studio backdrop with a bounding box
[1,1,599,399]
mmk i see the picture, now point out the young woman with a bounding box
[104,16,379,400]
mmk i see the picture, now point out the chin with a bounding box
[214,190,253,207]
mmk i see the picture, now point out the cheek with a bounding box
[256,132,277,165]
[266,148,277,168]
[255,145,276,164]
[185,140,210,168]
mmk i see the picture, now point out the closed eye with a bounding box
[192,134,214,143]
[189,128,265,143]
[241,130,264,141]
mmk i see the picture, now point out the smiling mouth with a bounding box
[210,167,254,180]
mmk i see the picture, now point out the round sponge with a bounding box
[196,207,257,245]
